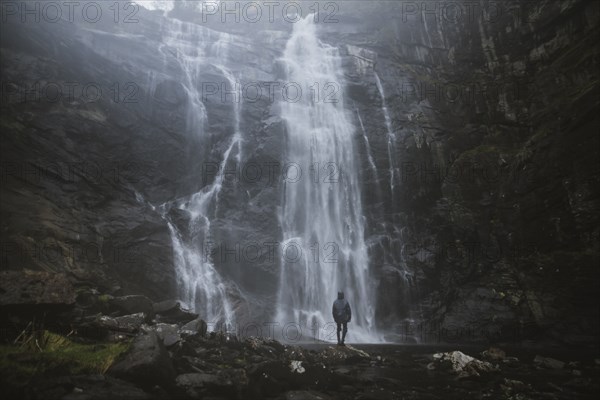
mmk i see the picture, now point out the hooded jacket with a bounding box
[332,292,352,323]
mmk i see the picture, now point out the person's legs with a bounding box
[341,322,348,345]
[336,322,341,345]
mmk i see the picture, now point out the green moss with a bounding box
[41,331,129,373]
[98,294,112,304]
[233,357,246,366]
[0,331,130,387]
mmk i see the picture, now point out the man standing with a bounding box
[332,291,352,346]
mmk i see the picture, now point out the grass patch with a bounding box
[98,294,113,305]
[0,330,130,387]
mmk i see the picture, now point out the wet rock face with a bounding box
[339,0,600,342]
[0,5,285,316]
[0,271,75,306]
[1,1,598,342]
[108,331,176,389]
[0,14,186,301]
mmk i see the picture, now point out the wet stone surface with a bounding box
[7,330,598,400]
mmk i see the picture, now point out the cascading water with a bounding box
[374,73,421,341]
[356,107,379,181]
[275,16,381,343]
[374,73,397,199]
[155,16,243,330]
[167,125,241,329]
[355,107,382,206]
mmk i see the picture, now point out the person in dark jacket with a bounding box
[332,291,351,346]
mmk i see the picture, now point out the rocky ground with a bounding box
[1,272,598,400]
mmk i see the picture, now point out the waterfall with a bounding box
[156,17,243,330]
[158,18,210,134]
[167,131,240,329]
[275,16,380,343]
[374,73,397,198]
[374,73,421,341]
[355,107,379,183]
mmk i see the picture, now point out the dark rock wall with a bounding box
[1,11,183,300]
[1,1,598,343]
[339,0,599,343]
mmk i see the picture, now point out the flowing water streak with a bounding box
[374,73,397,197]
[275,16,380,343]
[355,107,379,181]
[158,18,212,133]
[212,64,243,216]
[373,75,422,341]
[172,134,240,328]
[156,17,242,329]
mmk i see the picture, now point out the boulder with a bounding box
[152,299,181,314]
[316,345,370,364]
[176,373,220,388]
[431,351,498,378]
[153,323,181,347]
[94,313,146,334]
[500,378,531,394]
[175,369,247,398]
[289,360,306,374]
[481,346,506,361]
[534,355,565,369]
[108,331,176,389]
[285,391,333,400]
[110,295,154,317]
[502,356,521,366]
[152,300,198,324]
[114,314,146,332]
[75,287,101,309]
[245,337,286,356]
[181,318,208,336]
